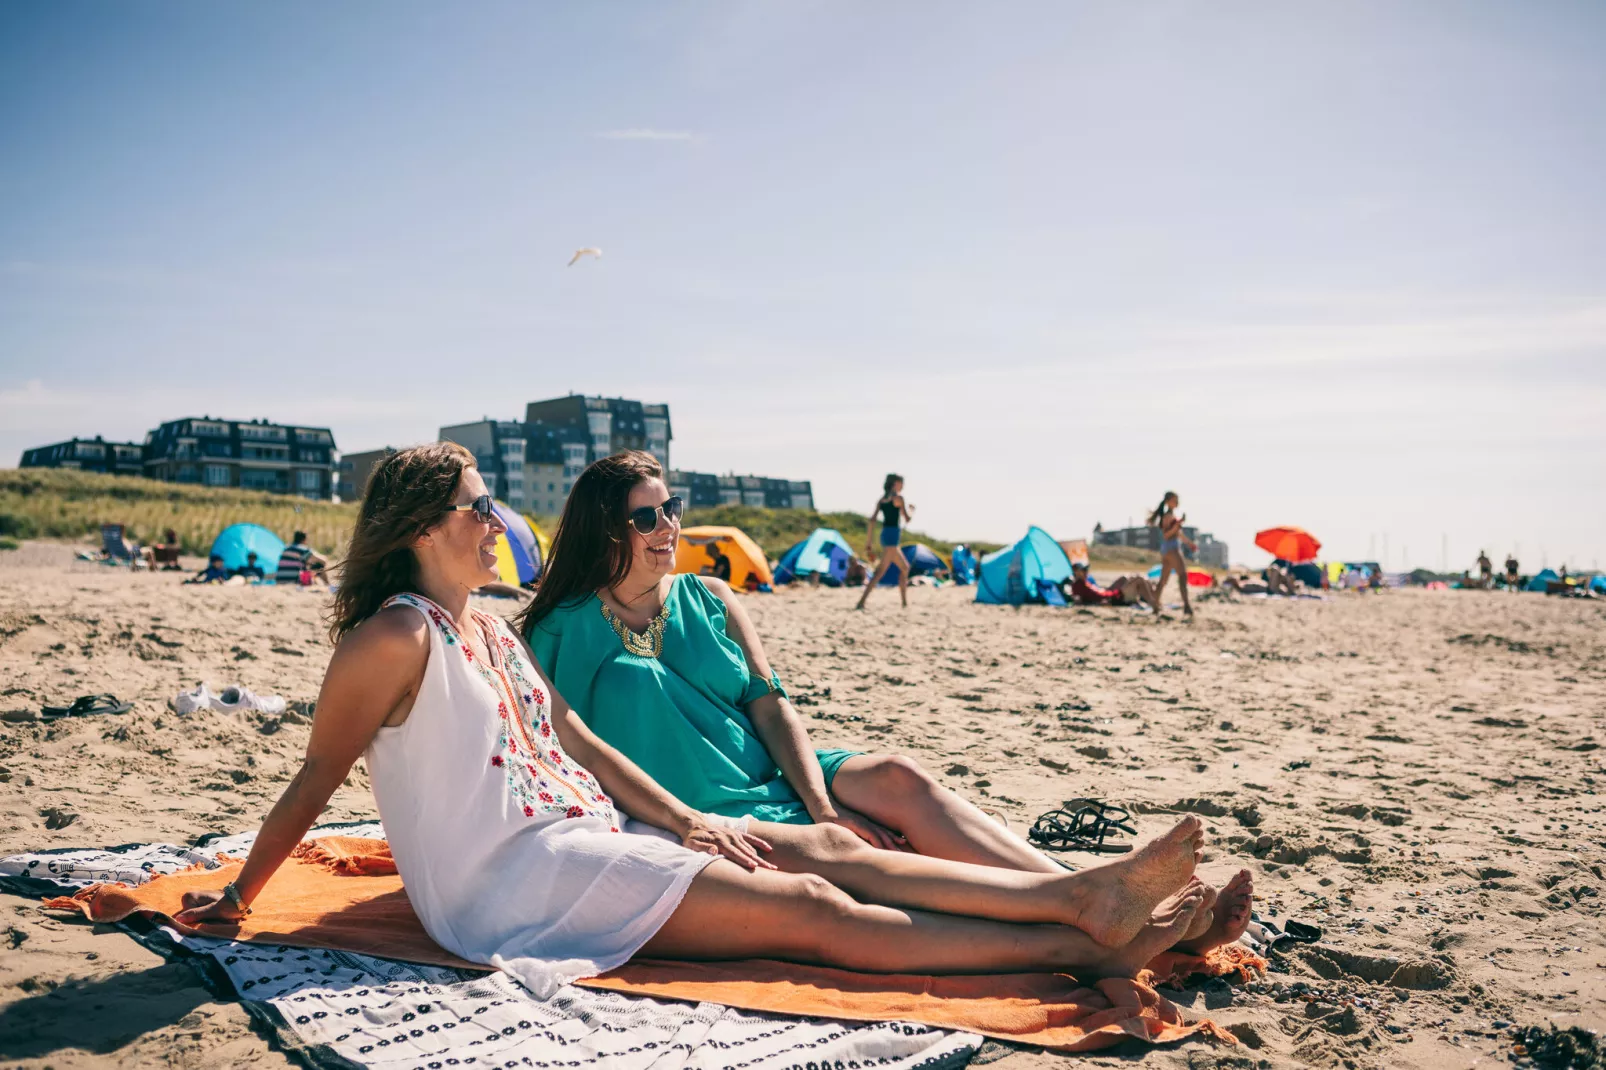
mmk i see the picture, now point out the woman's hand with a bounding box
[172,888,247,927]
[822,805,908,851]
[682,817,776,871]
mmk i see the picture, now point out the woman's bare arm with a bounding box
[174,608,427,922]
[532,646,773,869]
[702,579,901,848]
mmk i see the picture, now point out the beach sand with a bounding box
[2,540,1603,1069]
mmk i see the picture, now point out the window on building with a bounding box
[296,470,321,494]
[239,424,288,441]
[203,464,231,486]
[74,442,106,459]
[191,421,229,437]
[177,464,200,482]
[240,469,284,490]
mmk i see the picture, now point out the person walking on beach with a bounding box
[1477,550,1493,589]
[856,474,914,609]
[1148,491,1196,618]
[1504,552,1519,591]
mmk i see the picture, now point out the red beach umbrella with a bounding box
[1255,526,1322,563]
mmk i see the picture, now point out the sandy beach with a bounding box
[2,539,1603,1069]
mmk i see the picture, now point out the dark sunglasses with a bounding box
[447,495,496,523]
[628,495,684,535]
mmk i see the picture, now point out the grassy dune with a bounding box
[0,468,358,556]
[0,469,1010,564]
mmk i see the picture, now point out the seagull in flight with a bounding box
[567,247,602,267]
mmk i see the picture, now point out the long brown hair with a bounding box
[1147,491,1177,528]
[327,441,476,643]
[516,450,664,639]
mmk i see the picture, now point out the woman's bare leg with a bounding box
[856,549,900,608]
[829,755,1063,873]
[749,815,1205,948]
[640,859,1204,978]
[1172,553,1193,615]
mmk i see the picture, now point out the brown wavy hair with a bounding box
[327,441,476,643]
[515,450,664,640]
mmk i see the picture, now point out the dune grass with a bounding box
[0,469,1010,564]
[0,468,358,556]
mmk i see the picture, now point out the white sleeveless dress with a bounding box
[364,593,724,998]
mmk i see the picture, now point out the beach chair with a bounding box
[99,524,150,569]
[1035,578,1068,606]
[100,524,137,564]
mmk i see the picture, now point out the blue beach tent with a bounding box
[950,545,978,585]
[490,500,543,586]
[774,528,854,585]
[1525,568,1558,592]
[976,526,1075,605]
[879,542,948,584]
[209,523,286,577]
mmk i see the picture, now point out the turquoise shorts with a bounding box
[816,747,863,789]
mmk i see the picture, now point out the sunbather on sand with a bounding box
[1062,563,1157,610]
[176,444,1248,998]
[184,553,232,584]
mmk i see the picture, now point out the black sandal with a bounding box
[41,694,133,720]
[1028,799,1136,854]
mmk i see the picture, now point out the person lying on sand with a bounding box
[175,443,1253,995]
[185,553,232,584]
[1061,563,1158,611]
[1221,573,1269,595]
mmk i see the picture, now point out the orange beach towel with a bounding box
[42,836,1256,1052]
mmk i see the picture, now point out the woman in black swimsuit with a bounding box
[856,473,914,609]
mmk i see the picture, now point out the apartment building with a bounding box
[523,394,671,471]
[335,447,398,501]
[142,417,338,499]
[1093,523,1229,569]
[20,436,145,476]
[438,418,589,517]
[668,471,814,511]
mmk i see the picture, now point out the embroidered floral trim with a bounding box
[384,593,618,830]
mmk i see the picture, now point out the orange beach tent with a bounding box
[676,526,774,589]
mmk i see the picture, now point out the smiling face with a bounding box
[624,476,680,582]
[415,466,506,591]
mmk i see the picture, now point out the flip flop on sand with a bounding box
[40,693,133,720]
[1028,800,1136,854]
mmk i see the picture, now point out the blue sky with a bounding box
[3,2,1603,569]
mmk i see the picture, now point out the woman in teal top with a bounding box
[517,451,1064,872]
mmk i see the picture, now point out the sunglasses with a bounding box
[628,495,684,535]
[447,495,496,523]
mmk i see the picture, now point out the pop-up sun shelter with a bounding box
[879,542,948,584]
[976,526,1074,605]
[1525,568,1559,592]
[677,526,774,589]
[490,500,543,587]
[775,528,853,585]
[209,523,285,576]
[950,546,978,585]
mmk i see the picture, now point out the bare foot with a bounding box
[1158,878,1216,944]
[1174,869,1254,954]
[1086,887,1205,979]
[1061,816,1205,947]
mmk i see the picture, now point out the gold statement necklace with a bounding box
[599,591,672,659]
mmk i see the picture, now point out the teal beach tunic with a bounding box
[526,575,859,824]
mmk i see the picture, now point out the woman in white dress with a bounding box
[177,443,1237,997]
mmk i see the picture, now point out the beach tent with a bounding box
[1147,564,1215,588]
[677,526,774,589]
[209,523,285,576]
[490,500,543,586]
[775,528,853,585]
[1525,568,1558,592]
[878,542,948,585]
[525,517,553,563]
[976,526,1074,605]
[1592,575,1606,594]
[950,545,978,585]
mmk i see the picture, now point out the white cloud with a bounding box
[593,129,697,142]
